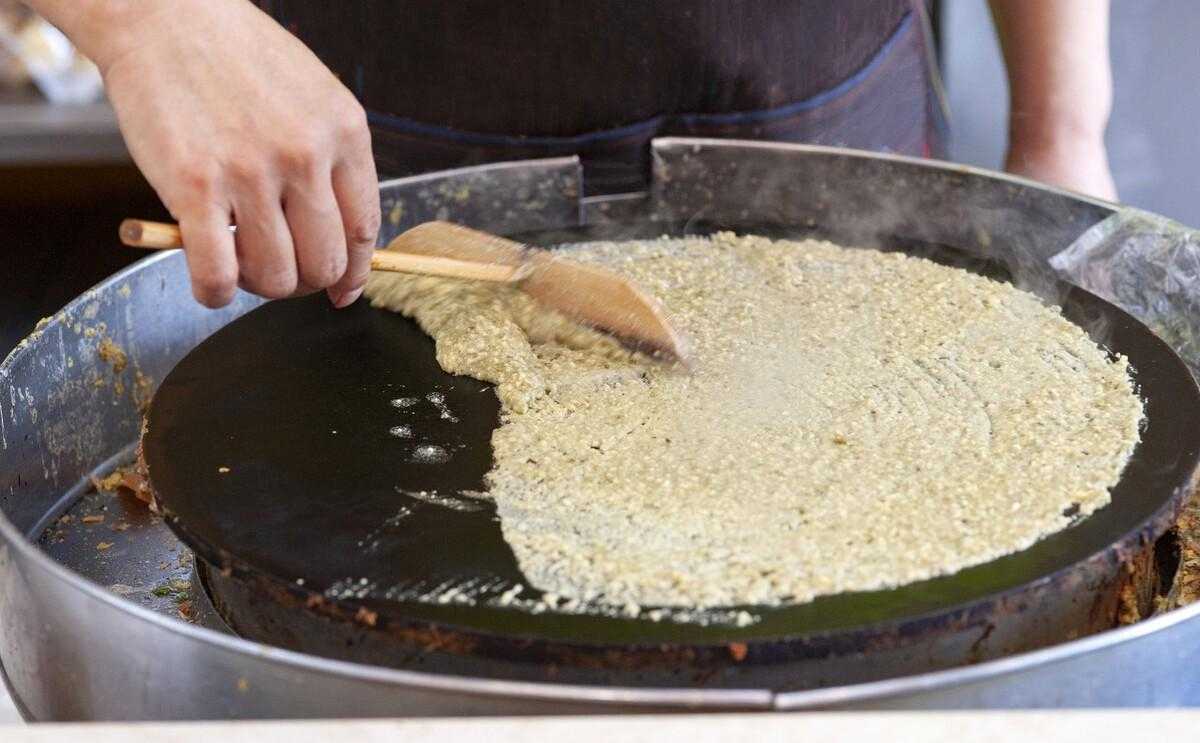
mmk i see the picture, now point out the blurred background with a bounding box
[0,1,168,355]
[1,1,1198,355]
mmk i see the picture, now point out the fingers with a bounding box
[181,157,374,306]
[231,185,298,300]
[166,98,376,308]
[284,177,347,294]
[178,207,238,308]
[326,106,381,309]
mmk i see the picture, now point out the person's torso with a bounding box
[265,1,942,192]
[269,1,909,134]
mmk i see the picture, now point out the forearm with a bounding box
[989,0,1112,151]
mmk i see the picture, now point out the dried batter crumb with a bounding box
[93,462,155,507]
[97,337,127,373]
[133,370,155,413]
[366,234,1144,609]
[92,471,125,492]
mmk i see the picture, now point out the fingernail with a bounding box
[331,287,363,309]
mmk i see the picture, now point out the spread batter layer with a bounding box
[365,234,1144,609]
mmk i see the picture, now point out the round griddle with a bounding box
[143,223,1200,691]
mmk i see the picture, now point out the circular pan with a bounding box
[142,221,1200,689]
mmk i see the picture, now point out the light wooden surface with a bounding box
[2,711,1198,739]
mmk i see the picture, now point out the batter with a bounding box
[366,234,1144,609]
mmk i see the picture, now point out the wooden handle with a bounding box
[387,221,530,266]
[120,219,185,249]
[371,250,530,283]
[119,219,528,284]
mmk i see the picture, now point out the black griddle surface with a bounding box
[143,225,1200,647]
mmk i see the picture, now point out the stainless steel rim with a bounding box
[1,141,1185,713]
[649,136,1120,211]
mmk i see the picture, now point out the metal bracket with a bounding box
[377,157,584,244]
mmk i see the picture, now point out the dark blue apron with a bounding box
[263,0,947,194]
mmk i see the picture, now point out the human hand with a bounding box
[85,0,380,308]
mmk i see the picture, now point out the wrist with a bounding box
[1009,109,1109,156]
[1008,77,1111,151]
[33,0,169,72]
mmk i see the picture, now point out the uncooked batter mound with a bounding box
[365,234,1144,609]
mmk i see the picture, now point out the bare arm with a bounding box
[989,0,1117,200]
[26,0,381,308]
[18,1,155,72]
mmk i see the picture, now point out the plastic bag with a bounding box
[1050,208,1200,378]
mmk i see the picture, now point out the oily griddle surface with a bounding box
[143,231,1200,647]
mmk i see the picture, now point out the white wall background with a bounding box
[942,0,1200,226]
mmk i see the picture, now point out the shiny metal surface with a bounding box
[376,157,583,244]
[649,137,1116,267]
[2,140,1198,720]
